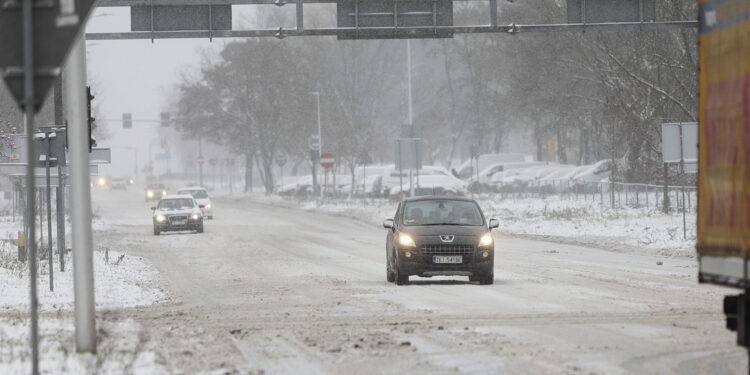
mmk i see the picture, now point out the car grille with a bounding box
[168,215,188,224]
[420,244,474,257]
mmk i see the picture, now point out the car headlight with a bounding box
[398,233,416,248]
[479,233,493,247]
[206,204,211,209]
[129,179,135,184]
[191,214,200,220]
[147,191,154,197]
[155,214,166,222]
[97,177,106,186]
[161,190,167,196]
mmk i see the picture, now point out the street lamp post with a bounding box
[310,91,322,198]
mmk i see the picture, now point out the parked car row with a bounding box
[273,152,613,198]
[277,164,468,199]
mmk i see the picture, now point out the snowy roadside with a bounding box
[0,215,168,374]
[243,194,696,257]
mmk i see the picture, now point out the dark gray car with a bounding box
[383,196,499,285]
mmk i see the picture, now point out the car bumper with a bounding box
[154,220,202,231]
[396,247,494,277]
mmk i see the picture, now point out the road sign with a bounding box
[131,4,231,32]
[309,135,321,151]
[0,0,98,110]
[566,0,655,23]
[697,0,750,289]
[122,113,133,128]
[336,0,454,40]
[89,148,111,164]
[661,122,697,174]
[154,153,171,161]
[320,153,335,169]
[160,112,171,127]
[396,138,422,170]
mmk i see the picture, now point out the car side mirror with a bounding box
[382,219,394,229]
[488,218,499,229]
[199,204,205,209]
[150,207,156,211]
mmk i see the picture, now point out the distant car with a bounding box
[177,187,213,219]
[145,184,167,201]
[456,153,531,180]
[93,176,108,189]
[382,196,499,285]
[109,177,128,190]
[151,195,204,235]
[389,174,467,198]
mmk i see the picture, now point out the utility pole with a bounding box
[63,35,96,354]
[21,0,40,370]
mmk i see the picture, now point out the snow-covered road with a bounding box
[90,189,744,374]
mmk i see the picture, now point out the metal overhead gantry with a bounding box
[87,0,698,41]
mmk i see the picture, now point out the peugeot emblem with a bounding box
[440,235,455,243]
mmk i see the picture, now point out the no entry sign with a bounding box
[320,153,335,169]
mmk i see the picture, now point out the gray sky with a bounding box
[86,7,227,178]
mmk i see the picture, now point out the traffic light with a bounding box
[86,86,97,152]
[160,112,170,127]
[123,113,132,129]
[724,294,749,347]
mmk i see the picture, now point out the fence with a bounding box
[482,179,696,213]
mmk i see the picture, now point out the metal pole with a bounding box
[46,137,53,291]
[682,183,687,240]
[56,178,65,272]
[22,0,39,369]
[312,91,322,198]
[663,162,670,213]
[198,137,203,186]
[54,79,66,273]
[64,35,97,354]
[406,40,414,198]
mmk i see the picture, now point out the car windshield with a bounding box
[179,189,208,199]
[403,200,483,226]
[158,199,194,210]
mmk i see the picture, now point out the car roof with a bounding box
[160,194,195,200]
[402,195,476,203]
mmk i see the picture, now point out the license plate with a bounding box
[433,255,462,264]
[173,220,187,226]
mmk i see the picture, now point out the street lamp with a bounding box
[309,91,323,198]
[309,91,322,158]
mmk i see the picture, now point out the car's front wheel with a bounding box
[479,270,494,285]
[386,251,396,283]
[153,226,160,236]
[196,223,204,233]
[394,261,409,285]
